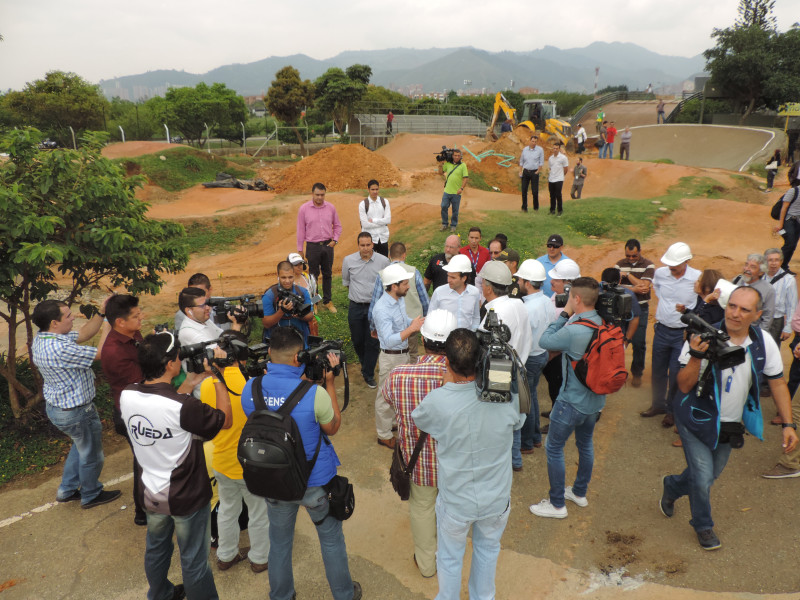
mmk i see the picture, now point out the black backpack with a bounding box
[238,378,320,501]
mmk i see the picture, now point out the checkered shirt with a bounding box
[31,331,97,409]
[381,354,445,487]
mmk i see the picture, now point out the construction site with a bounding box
[2,97,799,599]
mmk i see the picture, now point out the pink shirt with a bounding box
[296,200,343,251]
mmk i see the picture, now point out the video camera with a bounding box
[680,312,746,398]
[208,295,264,325]
[554,284,572,308]
[435,146,458,163]
[475,310,531,411]
[596,283,633,326]
[179,334,251,374]
[274,287,320,319]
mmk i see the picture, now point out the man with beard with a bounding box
[733,253,775,330]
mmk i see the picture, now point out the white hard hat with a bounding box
[442,254,473,274]
[420,309,458,344]
[661,242,693,266]
[514,259,547,282]
[381,264,414,287]
[548,259,580,280]
[479,261,513,286]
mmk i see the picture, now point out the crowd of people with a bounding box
[28,165,800,599]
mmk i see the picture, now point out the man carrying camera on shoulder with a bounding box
[438,148,468,232]
[239,327,361,600]
[661,286,798,551]
[262,260,315,347]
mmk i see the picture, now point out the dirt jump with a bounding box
[3,131,799,599]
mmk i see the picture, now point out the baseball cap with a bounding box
[381,264,414,287]
[479,261,513,286]
[547,234,563,247]
[442,254,473,273]
[287,253,306,266]
[496,248,520,264]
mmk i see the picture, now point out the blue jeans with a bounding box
[598,142,608,158]
[46,402,104,504]
[145,504,217,600]
[435,495,510,600]
[266,486,355,600]
[650,323,686,413]
[519,352,548,452]
[630,303,649,377]
[664,418,732,532]
[544,399,599,508]
[441,193,461,228]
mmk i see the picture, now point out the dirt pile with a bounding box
[261,144,402,193]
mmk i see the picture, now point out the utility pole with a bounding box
[594,68,600,99]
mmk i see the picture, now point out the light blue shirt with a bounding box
[537,252,571,298]
[373,292,411,350]
[539,310,606,415]
[412,381,523,520]
[519,145,544,171]
[429,284,481,330]
[368,260,429,331]
[522,291,555,357]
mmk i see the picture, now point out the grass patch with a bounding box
[225,155,257,166]
[670,176,728,199]
[118,147,255,192]
[649,158,675,164]
[748,163,767,179]
[466,171,495,192]
[182,211,277,255]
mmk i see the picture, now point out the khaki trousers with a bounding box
[375,351,409,439]
[409,482,438,577]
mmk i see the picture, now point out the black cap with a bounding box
[547,234,563,247]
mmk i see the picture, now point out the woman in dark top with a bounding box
[683,269,726,324]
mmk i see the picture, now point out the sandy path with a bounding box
[101,141,176,158]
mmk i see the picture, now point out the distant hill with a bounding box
[98,42,705,101]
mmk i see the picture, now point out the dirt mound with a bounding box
[376,133,480,170]
[263,144,402,193]
[101,141,175,159]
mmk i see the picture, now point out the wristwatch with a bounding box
[782,423,797,430]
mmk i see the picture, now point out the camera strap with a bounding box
[210,364,241,397]
[444,162,464,188]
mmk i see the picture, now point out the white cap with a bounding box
[661,242,693,266]
[715,278,737,309]
[287,253,306,265]
[381,264,414,287]
[514,259,547,282]
[420,309,458,344]
[479,261,513,286]
[548,259,580,280]
[442,254,473,274]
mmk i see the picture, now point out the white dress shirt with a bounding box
[358,196,391,244]
[481,295,533,359]
[652,265,701,328]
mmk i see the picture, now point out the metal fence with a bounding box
[569,91,657,127]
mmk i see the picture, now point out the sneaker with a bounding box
[364,376,377,389]
[134,510,148,526]
[440,224,447,231]
[564,486,588,507]
[549,210,556,215]
[529,499,567,519]
[450,226,457,232]
[217,552,245,571]
[696,528,721,551]
[81,489,121,509]
[56,490,81,503]
[761,463,800,479]
[323,302,337,314]
[659,475,674,518]
[250,560,268,574]
[353,581,363,600]
[631,375,642,388]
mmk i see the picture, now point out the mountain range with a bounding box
[98,42,706,101]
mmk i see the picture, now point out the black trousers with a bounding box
[549,181,564,213]
[306,242,334,303]
[374,241,389,257]
[542,355,563,406]
[521,169,539,210]
[113,406,145,517]
[348,301,380,379]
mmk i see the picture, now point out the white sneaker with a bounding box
[529,499,568,519]
[564,486,588,507]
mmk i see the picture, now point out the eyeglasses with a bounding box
[547,244,561,249]
[192,302,209,310]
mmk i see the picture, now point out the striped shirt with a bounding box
[31,331,97,409]
[615,256,655,303]
[382,355,445,487]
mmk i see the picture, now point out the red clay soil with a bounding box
[101,141,175,159]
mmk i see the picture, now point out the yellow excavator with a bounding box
[486,93,572,147]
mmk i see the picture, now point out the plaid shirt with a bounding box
[382,354,445,487]
[31,331,97,409]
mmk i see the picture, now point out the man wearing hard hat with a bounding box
[643,242,700,427]
[429,254,481,331]
[381,309,458,578]
[373,264,425,450]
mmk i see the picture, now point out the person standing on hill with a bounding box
[575,124,587,155]
[439,149,469,232]
[604,122,617,160]
[547,143,569,216]
[386,110,394,134]
[619,127,632,160]
[296,182,342,313]
[657,100,666,124]
[519,134,545,212]
[570,158,588,199]
[595,110,604,134]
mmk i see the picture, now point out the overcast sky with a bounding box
[1,0,796,91]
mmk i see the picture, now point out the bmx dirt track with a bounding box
[2,131,799,599]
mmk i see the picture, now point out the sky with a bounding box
[1,0,797,91]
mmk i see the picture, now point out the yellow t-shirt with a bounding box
[200,366,248,479]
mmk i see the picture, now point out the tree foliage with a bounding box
[266,66,315,152]
[735,0,776,29]
[314,64,372,135]
[107,98,160,141]
[164,82,248,146]
[0,128,189,421]
[2,71,109,147]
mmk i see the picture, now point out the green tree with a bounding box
[735,0,776,29]
[3,71,110,147]
[0,128,189,421]
[164,82,248,146]
[266,66,315,153]
[315,65,372,135]
[107,98,160,141]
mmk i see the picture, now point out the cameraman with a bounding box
[662,286,798,551]
[262,260,315,347]
[173,272,230,332]
[531,277,604,519]
[439,148,469,232]
[239,327,362,600]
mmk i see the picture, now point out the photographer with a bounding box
[262,260,315,347]
[239,327,361,600]
[662,287,798,551]
[531,277,605,519]
[411,329,523,599]
[120,332,232,600]
[439,148,468,232]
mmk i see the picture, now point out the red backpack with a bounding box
[568,319,628,395]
